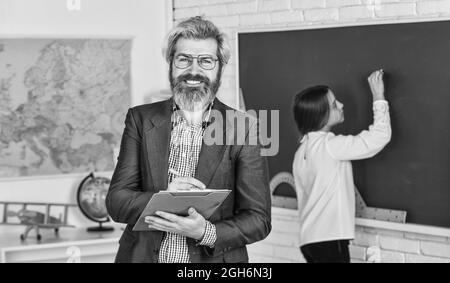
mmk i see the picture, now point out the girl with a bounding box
[292,70,391,263]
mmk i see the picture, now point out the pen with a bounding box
[169,168,206,191]
[169,168,181,177]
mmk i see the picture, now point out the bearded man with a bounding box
[106,16,271,263]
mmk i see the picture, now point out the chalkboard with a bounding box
[238,20,450,228]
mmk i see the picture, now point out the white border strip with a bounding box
[355,218,450,238]
[165,0,174,32]
[237,16,450,34]
[235,32,242,110]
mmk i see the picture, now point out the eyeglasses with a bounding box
[174,54,219,70]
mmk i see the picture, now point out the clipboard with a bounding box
[132,190,231,231]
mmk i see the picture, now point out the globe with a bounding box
[77,173,114,232]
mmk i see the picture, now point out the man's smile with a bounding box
[183,80,204,87]
[184,80,203,87]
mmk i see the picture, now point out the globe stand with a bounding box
[87,222,114,232]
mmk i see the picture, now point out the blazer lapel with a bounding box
[195,100,230,188]
[145,100,172,192]
[145,99,232,190]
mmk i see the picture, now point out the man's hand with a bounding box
[145,207,206,240]
[368,69,385,101]
[167,177,206,192]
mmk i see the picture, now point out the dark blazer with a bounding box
[106,98,271,263]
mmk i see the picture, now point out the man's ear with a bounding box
[220,64,227,77]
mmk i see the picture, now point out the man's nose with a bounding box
[187,59,202,75]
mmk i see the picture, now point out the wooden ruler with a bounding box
[355,189,407,223]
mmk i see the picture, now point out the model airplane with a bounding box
[0,202,77,241]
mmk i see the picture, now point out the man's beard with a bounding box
[170,66,221,112]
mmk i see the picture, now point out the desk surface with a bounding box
[0,225,125,263]
[0,225,124,250]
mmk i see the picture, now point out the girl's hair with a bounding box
[293,85,331,136]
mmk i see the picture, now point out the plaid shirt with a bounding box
[158,114,217,263]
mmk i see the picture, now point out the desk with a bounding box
[0,226,124,263]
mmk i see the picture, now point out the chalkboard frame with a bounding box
[235,17,450,234]
[235,16,450,105]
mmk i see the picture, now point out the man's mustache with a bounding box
[174,74,211,87]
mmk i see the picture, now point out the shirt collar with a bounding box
[301,131,329,142]
[171,99,215,129]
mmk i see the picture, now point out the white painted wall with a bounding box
[0,0,173,106]
[0,0,173,233]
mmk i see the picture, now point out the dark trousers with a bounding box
[300,240,351,263]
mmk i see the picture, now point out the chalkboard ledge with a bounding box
[271,207,450,238]
[355,218,450,238]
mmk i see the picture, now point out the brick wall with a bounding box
[250,207,450,263]
[173,0,450,108]
[172,0,450,263]
[352,225,450,263]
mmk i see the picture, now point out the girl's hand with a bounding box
[368,69,385,101]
